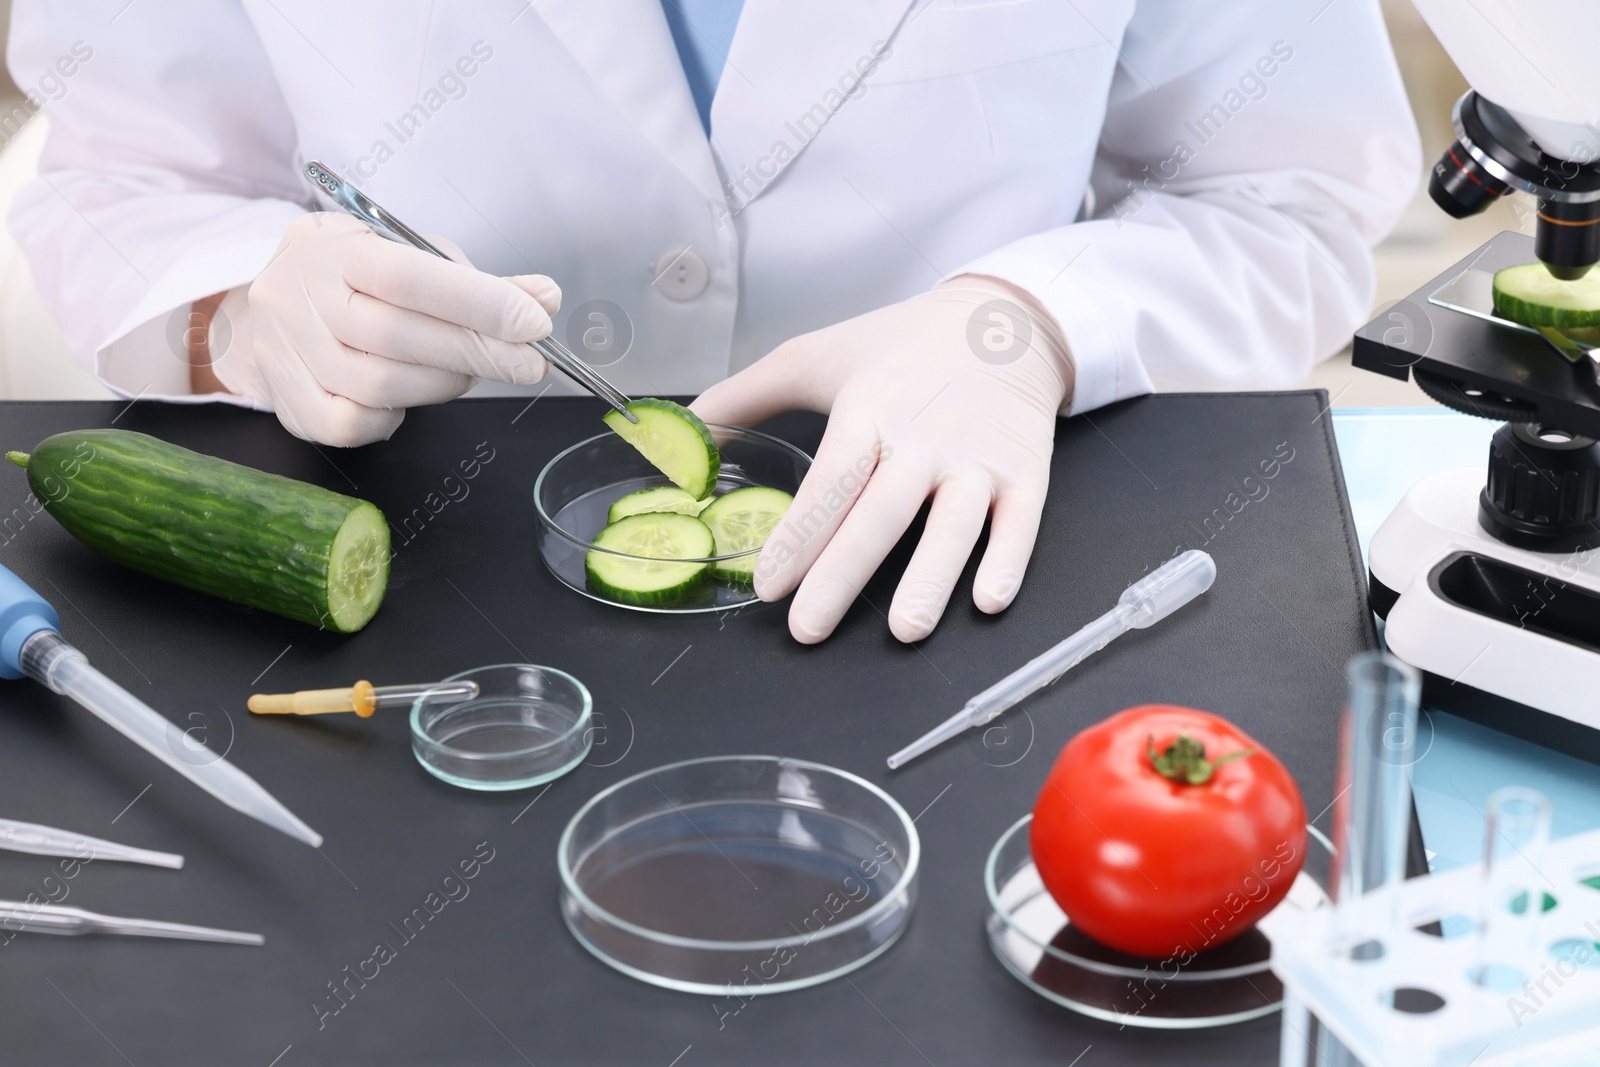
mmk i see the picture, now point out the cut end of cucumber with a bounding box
[325,502,391,632]
[699,486,794,583]
[602,399,721,500]
[585,512,713,606]
[5,451,28,468]
[1493,263,1600,329]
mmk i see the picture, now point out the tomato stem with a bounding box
[1146,733,1255,785]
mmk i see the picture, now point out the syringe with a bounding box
[886,550,1216,770]
[0,563,322,847]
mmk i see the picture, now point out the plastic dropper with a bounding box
[0,817,183,869]
[887,550,1216,770]
[0,899,263,945]
[0,563,322,848]
[249,679,478,717]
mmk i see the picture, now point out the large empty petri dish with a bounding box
[985,814,1331,1028]
[559,756,919,994]
[410,664,592,791]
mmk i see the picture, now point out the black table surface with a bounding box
[0,392,1374,1066]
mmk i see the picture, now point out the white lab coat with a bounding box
[6,0,1419,416]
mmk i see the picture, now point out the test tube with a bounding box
[1330,652,1422,942]
[1474,787,1552,990]
[1308,653,1421,1067]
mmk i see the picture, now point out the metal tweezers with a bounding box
[303,161,637,423]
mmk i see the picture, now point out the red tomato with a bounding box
[1030,705,1306,960]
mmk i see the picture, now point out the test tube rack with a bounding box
[1263,826,1600,1067]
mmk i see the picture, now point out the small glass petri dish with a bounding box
[534,425,812,613]
[984,814,1331,1029]
[558,755,920,995]
[410,664,592,791]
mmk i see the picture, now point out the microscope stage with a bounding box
[1353,231,1600,439]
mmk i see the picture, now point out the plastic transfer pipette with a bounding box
[887,550,1217,770]
[0,899,263,945]
[0,564,322,848]
[0,817,183,869]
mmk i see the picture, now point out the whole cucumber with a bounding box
[6,429,389,632]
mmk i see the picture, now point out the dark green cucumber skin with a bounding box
[1492,290,1600,329]
[20,429,385,631]
[710,560,756,585]
[584,558,707,606]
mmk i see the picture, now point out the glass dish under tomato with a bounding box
[984,814,1333,1029]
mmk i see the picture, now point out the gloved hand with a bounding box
[209,212,560,446]
[691,277,1073,644]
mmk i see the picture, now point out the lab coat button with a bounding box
[653,247,709,301]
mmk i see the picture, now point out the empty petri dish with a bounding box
[559,756,919,995]
[410,664,592,791]
[984,814,1331,1029]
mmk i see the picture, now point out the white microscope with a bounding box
[1267,17,1600,1065]
[1355,1,1600,733]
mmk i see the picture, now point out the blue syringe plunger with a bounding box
[0,563,59,680]
[0,562,322,847]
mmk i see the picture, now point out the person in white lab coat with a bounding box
[6,1,1420,644]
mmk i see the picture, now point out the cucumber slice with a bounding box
[699,486,794,583]
[603,399,720,499]
[606,486,709,524]
[585,512,715,605]
[1493,263,1600,329]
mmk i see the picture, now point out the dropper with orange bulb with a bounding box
[248,679,478,718]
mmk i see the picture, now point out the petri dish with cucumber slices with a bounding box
[534,399,812,612]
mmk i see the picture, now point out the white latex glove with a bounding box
[210,212,560,446]
[691,277,1073,644]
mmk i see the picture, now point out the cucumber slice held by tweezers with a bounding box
[602,399,721,500]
